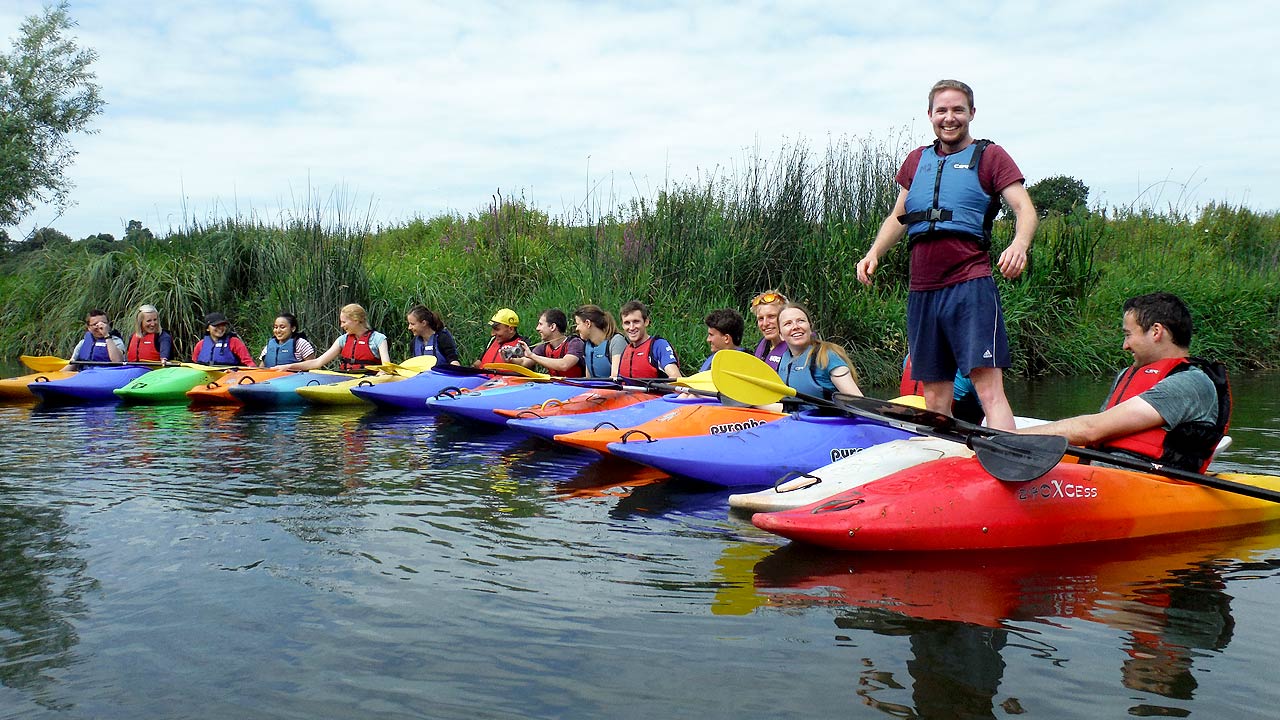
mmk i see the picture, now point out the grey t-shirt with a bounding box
[1103,364,1218,429]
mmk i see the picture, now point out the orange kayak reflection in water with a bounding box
[711,526,1280,715]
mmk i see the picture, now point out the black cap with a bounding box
[204,312,228,326]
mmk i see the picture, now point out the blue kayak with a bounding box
[227,371,357,407]
[424,381,613,426]
[348,369,489,411]
[605,410,915,489]
[506,393,715,442]
[28,365,152,404]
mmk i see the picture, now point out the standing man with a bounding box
[856,79,1038,430]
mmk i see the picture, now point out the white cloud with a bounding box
[4,0,1276,239]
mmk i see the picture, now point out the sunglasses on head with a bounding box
[750,291,787,307]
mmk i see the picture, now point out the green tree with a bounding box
[123,220,153,243]
[1026,175,1090,217]
[0,1,104,227]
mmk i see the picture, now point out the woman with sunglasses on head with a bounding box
[749,290,789,371]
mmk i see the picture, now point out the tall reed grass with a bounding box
[2,135,1278,388]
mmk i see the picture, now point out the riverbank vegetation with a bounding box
[2,136,1277,389]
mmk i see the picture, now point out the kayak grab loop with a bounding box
[813,495,864,514]
[357,380,374,387]
[34,375,51,383]
[538,399,564,410]
[306,379,323,386]
[515,409,545,419]
[237,376,257,385]
[204,381,218,389]
[435,386,464,399]
[618,429,655,444]
[774,471,821,493]
[590,421,620,431]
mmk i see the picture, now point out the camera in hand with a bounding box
[499,345,525,360]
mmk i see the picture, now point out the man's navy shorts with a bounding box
[906,276,1010,382]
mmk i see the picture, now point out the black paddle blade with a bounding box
[970,433,1069,483]
[831,393,960,431]
[430,364,487,377]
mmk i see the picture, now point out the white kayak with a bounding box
[728,436,973,513]
[729,415,1052,514]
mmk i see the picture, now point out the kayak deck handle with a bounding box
[515,409,545,419]
[813,496,864,514]
[435,386,465,399]
[237,376,258,385]
[774,472,821,493]
[591,421,620,431]
[618,429,655,444]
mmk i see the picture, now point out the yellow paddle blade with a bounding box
[889,394,927,409]
[711,351,796,406]
[481,362,551,380]
[673,369,717,393]
[21,355,69,372]
[397,355,438,372]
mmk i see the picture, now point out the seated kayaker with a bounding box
[749,290,789,371]
[406,305,460,366]
[513,309,585,377]
[474,308,524,368]
[699,308,747,372]
[191,312,256,367]
[276,303,391,373]
[125,303,174,362]
[573,304,625,378]
[259,312,317,367]
[772,303,862,408]
[901,353,984,425]
[64,309,125,370]
[619,300,681,379]
[1015,292,1230,472]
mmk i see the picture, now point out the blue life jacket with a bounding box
[412,328,457,364]
[262,336,297,368]
[197,333,242,366]
[582,333,623,378]
[899,139,999,249]
[74,331,115,363]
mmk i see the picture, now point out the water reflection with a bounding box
[750,527,1280,717]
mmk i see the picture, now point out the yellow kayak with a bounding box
[0,370,77,400]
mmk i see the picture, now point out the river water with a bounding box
[1,364,1278,719]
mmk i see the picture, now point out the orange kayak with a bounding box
[0,370,77,401]
[753,455,1280,551]
[186,368,293,405]
[493,387,657,420]
[555,403,785,455]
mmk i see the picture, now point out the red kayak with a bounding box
[493,387,657,420]
[753,456,1280,551]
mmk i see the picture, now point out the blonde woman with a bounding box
[749,290,788,370]
[125,304,174,361]
[775,303,862,400]
[277,304,390,372]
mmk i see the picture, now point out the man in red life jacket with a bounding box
[1017,292,1229,473]
[618,300,681,379]
[474,308,524,368]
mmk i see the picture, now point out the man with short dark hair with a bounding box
[618,300,681,379]
[699,308,746,372]
[66,309,125,369]
[857,78,1038,430]
[1018,292,1229,473]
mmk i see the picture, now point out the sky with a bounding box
[2,0,1276,240]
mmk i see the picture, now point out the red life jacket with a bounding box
[127,333,163,362]
[339,330,380,372]
[541,337,584,378]
[620,336,665,379]
[478,336,523,366]
[899,355,923,396]
[1098,356,1231,472]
